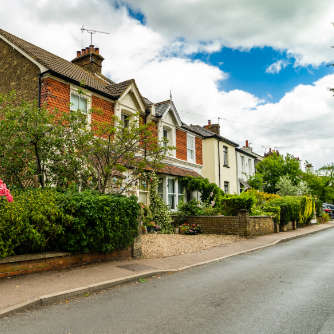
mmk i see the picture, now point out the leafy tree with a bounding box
[276,175,310,196]
[248,152,301,193]
[88,111,170,194]
[0,92,92,189]
[302,164,334,203]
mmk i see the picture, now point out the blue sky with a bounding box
[125,4,333,103]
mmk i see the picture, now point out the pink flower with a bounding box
[0,179,14,202]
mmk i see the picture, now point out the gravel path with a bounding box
[140,234,242,259]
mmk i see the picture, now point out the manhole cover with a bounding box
[117,263,156,272]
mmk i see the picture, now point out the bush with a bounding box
[0,189,139,258]
[220,193,255,216]
[177,200,221,217]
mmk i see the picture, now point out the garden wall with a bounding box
[182,211,276,237]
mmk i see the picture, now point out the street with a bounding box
[2,228,334,334]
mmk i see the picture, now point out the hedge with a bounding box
[220,193,255,216]
[0,189,139,258]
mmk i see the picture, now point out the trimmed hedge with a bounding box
[221,194,255,216]
[0,189,139,258]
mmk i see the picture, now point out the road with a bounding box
[2,228,334,334]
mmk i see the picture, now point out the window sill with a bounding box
[223,164,230,168]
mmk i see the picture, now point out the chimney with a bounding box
[245,140,249,148]
[72,44,104,74]
[204,120,220,135]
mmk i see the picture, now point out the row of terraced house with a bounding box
[0,28,263,210]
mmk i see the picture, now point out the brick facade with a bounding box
[41,77,70,113]
[176,129,187,160]
[196,136,203,165]
[0,38,40,102]
[91,95,114,124]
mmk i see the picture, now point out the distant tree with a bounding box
[302,164,334,203]
[248,152,301,193]
[276,175,310,196]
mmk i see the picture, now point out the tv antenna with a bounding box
[81,25,110,45]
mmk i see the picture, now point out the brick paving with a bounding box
[1,222,333,316]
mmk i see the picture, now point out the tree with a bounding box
[0,92,92,189]
[276,175,310,196]
[248,152,301,193]
[302,164,334,203]
[88,111,170,194]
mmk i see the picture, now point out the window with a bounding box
[223,146,228,166]
[224,181,229,194]
[139,179,149,204]
[241,156,245,172]
[178,182,186,204]
[248,159,252,175]
[163,128,169,148]
[70,93,88,113]
[121,113,130,128]
[167,178,176,210]
[187,133,195,163]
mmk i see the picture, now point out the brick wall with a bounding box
[176,129,187,160]
[41,77,70,113]
[92,95,114,124]
[182,213,275,237]
[0,39,40,102]
[196,137,203,165]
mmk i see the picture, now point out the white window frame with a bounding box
[167,177,177,210]
[70,87,92,125]
[224,181,229,194]
[187,133,196,163]
[223,145,228,167]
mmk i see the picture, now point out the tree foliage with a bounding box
[248,152,302,193]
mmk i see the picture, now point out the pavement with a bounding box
[1,222,333,319]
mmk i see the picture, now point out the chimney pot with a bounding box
[95,47,99,54]
[246,140,249,148]
[208,120,211,125]
[76,51,81,58]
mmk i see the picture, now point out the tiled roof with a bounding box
[0,28,131,99]
[189,125,239,147]
[155,100,171,117]
[158,164,201,178]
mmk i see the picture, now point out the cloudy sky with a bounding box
[2,0,334,168]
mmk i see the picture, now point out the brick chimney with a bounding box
[71,45,104,74]
[204,120,220,135]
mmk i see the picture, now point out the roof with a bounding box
[189,125,239,147]
[0,28,132,99]
[236,147,260,159]
[155,100,171,117]
[181,123,205,137]
[158,164,201,178]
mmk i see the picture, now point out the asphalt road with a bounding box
[2,229,334,334]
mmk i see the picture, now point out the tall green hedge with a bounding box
[0,189,139,258]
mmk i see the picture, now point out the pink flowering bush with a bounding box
[0,179,13,202]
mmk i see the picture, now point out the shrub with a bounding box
[57,191,140,253]
[177,200,221,217]
[0,189,140,258]
[220,193,255,216]
[179,223,201,235]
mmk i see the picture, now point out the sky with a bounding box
[1,0,334,168]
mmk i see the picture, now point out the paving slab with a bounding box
[0,222,333,318]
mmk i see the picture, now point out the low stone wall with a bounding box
[0,248,132,278]
[182,211,276,237]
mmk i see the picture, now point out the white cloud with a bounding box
[1,0,334,168]
[266,60,289,74]
[125,0,334,66]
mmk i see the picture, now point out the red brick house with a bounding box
[0,28,203,209]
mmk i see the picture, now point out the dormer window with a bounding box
[163,128,169,148]
[187,133,195,163]
[121,113,130,128]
